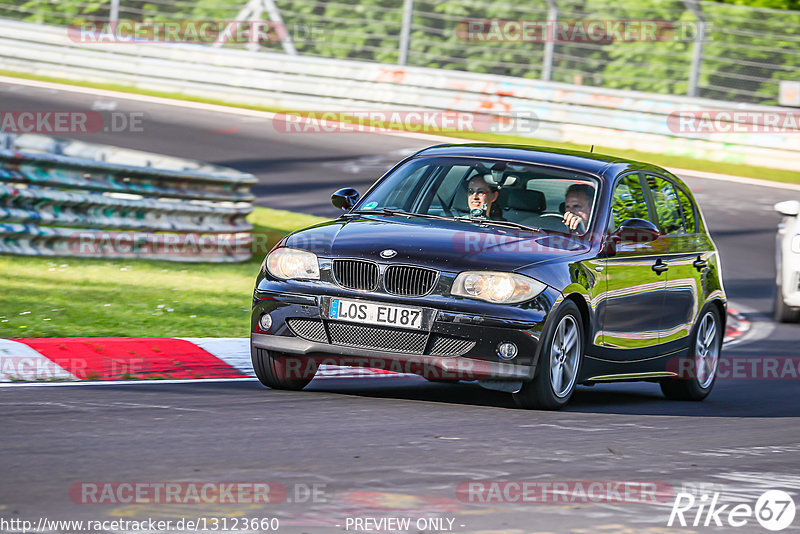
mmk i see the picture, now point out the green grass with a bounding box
[2,69,798,185]
[0,207,327,338]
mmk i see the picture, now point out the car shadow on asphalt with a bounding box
[300,376,800,417]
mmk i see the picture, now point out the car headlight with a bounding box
[451,271,546,304]
[265,247,320,280]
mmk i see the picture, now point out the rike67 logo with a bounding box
[668,489,796,531]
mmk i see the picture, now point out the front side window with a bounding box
[355,157,599,234]
[609,173,650,230]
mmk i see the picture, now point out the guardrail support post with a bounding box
[398,0,414,65]
[263,0,297,55]
[542,0,558,82]
[214,0,297,55]
[109,0,119,23]
[683,0,705,98]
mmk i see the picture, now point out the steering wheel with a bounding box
[541,213,585,234]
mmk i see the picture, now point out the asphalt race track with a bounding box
[2,80,800,533]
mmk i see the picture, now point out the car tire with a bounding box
[774,293,800,323]
[660,305,721,401]
[774,264,800,323]
[513,300,583,410]
[251,346,315,390]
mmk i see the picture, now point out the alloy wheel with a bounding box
[550,315,581,397]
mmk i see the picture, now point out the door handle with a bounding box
[693,256,708,272]
[652,259,669,275]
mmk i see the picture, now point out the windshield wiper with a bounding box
[349,209,540,232]
[454,216,541,233]
[350,209,452,221]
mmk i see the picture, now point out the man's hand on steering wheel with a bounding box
[563,212,586,234]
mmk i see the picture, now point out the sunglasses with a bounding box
[468,188,489,196]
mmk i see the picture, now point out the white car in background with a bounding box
[775,200,800,322]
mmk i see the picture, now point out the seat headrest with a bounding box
[502,189,546,213]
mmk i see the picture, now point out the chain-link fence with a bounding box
[2,0,798,104]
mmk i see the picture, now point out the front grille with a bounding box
[286,318,328,343]
[428,335,476,357]
[384,265,438,296]
[327,322,428,354]
[333,259,379,291]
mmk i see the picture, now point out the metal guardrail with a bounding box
[0,134,256,262]
[3,0,799,105]
[0,19,796,173]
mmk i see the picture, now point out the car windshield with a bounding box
[354,156,599,234]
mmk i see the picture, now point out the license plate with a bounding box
[329,298,423,330]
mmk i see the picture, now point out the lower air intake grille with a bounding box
[286,318,328,343]
[428,335,476,357]
[287,319,475,358]
[327,322,428,354]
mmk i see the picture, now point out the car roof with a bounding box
[413,143,672,181]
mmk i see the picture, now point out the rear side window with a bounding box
[674,187,697,234]
[645,174,685,235]
[610,174,650,230]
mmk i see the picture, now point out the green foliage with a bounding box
[18,0,109,24]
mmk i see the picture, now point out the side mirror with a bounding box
[331,188,360,211]
[614,218,661,243]
[775,200,800,217]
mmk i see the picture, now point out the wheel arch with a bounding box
[564,292,591,351]
[706,298,727,339]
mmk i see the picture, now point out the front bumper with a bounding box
[251,333,534,381]
[251,284,559,381]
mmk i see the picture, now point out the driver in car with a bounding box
[563,183,594,232]
[467,174,502,219]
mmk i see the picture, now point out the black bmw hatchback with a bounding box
[251,144,726,409]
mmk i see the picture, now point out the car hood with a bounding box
[285,215,590,272]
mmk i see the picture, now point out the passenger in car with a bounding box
[467,174,503,219]
[563,183,594,232]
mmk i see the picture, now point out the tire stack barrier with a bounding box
[0,134,256,262]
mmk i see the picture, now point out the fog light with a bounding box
[498,342,518,360]
[258,313,273,331]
